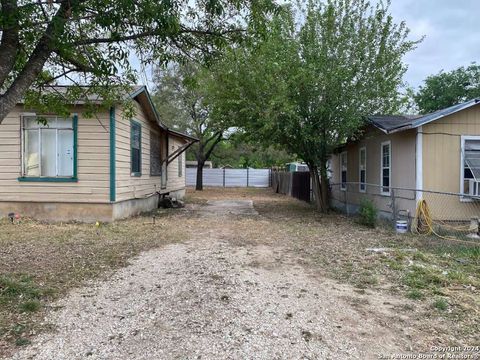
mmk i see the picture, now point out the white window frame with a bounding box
[21,115,74,178]
[340,151,347,191]
[359,146,366,193]
[380,141,391,196]
[460,135,480,201]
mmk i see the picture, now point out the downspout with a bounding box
[415,126,423,203]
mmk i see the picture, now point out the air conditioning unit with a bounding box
[469,179,480,197]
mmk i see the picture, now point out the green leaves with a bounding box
[415,64,480,114]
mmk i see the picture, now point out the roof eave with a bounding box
[128,86,168,131]
[167,128,199,142]
[412,98,480,128]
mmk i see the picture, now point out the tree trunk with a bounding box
[195,159,205,191]
[309,163,329,213]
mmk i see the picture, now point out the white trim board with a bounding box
[380,140,391,196]
[415,126,423,202]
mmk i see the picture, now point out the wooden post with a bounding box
[223,168,226,187]
[247,168,249,187]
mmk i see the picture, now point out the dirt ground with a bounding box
[2,188,480,359]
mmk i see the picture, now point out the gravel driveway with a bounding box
[10,200,407,360]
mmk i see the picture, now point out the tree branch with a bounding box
[73,27,243,46]
[0,0,20,87]
[204,132,223,160]
[0,0,75,121]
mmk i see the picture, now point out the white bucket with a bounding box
[396,220,408,234]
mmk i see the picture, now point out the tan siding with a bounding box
[0,106,110,203]
[167,135,186,191]
[114,104,187,202]
[331,127,417,215]
[422,103,480,219]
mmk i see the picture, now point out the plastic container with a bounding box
[396,220,408,234]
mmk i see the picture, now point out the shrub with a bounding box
[358,198,377,228]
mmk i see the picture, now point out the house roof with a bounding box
[368,98,480,134]
[13,85,197,142]
[368,114,422,133]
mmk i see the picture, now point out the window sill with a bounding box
[460,196,480,203]
[18,177,78,183]
[131,172,142,177]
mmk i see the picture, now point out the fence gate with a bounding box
[272,171,311,203]
[291,172,311,202]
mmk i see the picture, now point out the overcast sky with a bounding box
[388,0,480,89]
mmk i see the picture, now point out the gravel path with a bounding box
[10,200,406,360]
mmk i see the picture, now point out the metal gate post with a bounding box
[247,168,249,187]
[345,186,349,216]
[391,188,397,223]
[223,168,226,187]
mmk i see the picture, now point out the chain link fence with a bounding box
[330,182,480,244]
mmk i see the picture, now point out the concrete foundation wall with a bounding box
[0,201,114,223]
[0,188,186,223]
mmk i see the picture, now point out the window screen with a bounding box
[150,131,162,176]
[131,121,141,176]
[178,153,183,177]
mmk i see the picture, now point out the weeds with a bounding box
[18,300,41,313]
[406,289,424,300]
[357,198,377,228]
[432,298,448,311]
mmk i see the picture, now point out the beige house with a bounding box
[0,86,197,222]
[330,99,480,220]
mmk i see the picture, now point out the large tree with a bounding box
[152,62,231,190]
[207,0,418,211]
[414,64,480,114]
[0,0,274,122]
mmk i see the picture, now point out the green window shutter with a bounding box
[109,107,116,202]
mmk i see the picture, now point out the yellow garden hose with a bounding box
[411,199,478,244]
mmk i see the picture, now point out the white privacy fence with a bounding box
[186,168,272,188]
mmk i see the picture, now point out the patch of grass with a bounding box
[355,271,379,288]
[446,270,468,284]
[406,289,424,300]
[412,251,428,262]
[15,337,31,346]
[432,298,448,311]
[0,275,41,303]
[383,258,404,271]
[19,300,41,313]
[403,265,446,289]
